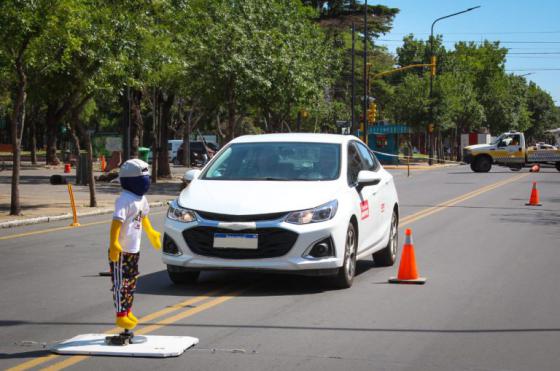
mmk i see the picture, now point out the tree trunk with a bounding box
[183,117,191,167]
[45,104,59,165]
[70,96,96,207]
[10,56,28,216]
[158,92,174,178]
[130,90,143,158]
[226,81,237,142]
[227,100,236,142]
[29,112,37,165]
[85,134,97,207]
[151,89,158,184]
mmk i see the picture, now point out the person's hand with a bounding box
[146,229,162,250]
[109,240,123,262]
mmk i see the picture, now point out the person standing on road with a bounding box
[108,159,162,330]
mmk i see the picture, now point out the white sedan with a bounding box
[163,133,399,288]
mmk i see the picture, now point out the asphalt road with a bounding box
[1,165,559,371]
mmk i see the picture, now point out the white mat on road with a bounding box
[50,334,199,357]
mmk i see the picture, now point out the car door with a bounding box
[356,142,393,239]
[348,142,384,252]
[505,134,523,163]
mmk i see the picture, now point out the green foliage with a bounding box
[384,35,558,139]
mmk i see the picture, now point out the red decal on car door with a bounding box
[360,200,369,220]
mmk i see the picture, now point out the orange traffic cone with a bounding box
[530,164,540,173]
[525,181,542,206]
[389,229,426,284]
[100,155,107,172]
[64,163,71,173]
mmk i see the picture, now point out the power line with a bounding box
[379,39,560,44]
[389,31,560,35]
[508,52,560,55]
[506,68,560,71]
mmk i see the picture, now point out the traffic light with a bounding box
[431,56,437,77]
[367,103,377,124]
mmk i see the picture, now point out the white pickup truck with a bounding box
[463,131,560,172]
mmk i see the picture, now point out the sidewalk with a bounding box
[0,163,189,227]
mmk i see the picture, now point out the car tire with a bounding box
[373,211,398,266]
[167,265,200,284]
[332,222,357,289]
[472,156,492,172]
[556,162,560,172]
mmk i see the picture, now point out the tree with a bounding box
[0,0,58,215]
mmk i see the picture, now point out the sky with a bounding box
[376,0,560,105]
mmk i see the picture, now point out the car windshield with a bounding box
[491,134,506,145]
[201,142,341,181]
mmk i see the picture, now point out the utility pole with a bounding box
[362,0,368,144]
[124,86,131,161]
[428,6,481,164]
[151,88,158,184]
[351,22,355,133]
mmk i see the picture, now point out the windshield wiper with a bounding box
[251,177,291,181]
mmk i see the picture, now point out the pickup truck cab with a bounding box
[463,131,560,172]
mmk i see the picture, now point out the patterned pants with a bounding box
[109,251,140,314]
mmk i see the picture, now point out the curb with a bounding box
[0,200,172,229]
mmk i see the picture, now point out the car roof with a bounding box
[230,133,359,145]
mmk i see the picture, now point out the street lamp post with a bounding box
[363,0,368,144]
[428,6,480,165]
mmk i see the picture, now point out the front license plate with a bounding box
[213,233,258,249]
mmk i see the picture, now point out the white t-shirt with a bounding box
[113,190,150,254]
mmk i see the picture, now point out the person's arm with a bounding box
[109,220,123,262]
[142,216,162,249]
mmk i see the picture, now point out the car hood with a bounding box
[465,143,493,151]
[178,179,344,215]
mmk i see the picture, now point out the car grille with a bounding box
[183,227,298,259]
[194,210,288,222]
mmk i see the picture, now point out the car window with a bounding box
[347,143,362,185]
[202,142,341,181]
[355,142,379,171]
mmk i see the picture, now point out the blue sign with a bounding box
[368,124,411,135]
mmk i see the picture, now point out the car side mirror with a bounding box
[184,169,201,182]
[356,170,381,192]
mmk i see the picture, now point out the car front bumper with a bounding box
[162,212,348,273]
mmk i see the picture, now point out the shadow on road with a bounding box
[2,320,560,335]
[0,350,51,360]
[498,212,560,226]
[135,260,381,297]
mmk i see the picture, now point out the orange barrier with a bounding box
[389,229,426,284]
[67,184,81,227]
[526,181,542,206]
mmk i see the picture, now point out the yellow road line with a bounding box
[40,290,246,371]
[5,355,60,371]
[0,211,165,241]
[399,173,528,227]
[5,286,226,371]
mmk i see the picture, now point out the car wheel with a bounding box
[373,211,398,266]
[167,265,200,284]
[472,156,491,172]
[332,222,357,289]
[556,162,560,172]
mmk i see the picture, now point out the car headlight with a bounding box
[285,200,338,225]
[167,203,197,223]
